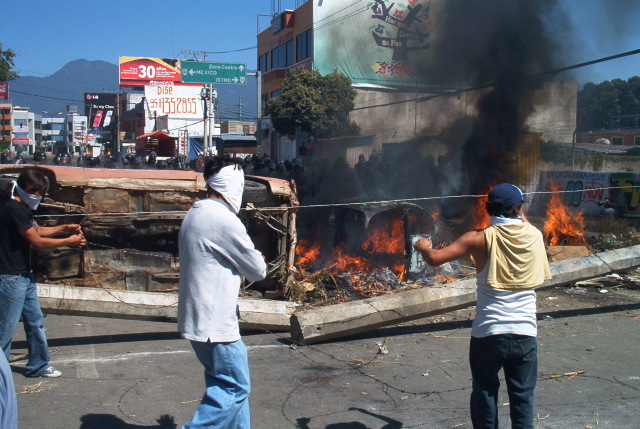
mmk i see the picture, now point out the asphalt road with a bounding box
[8,285,640,429]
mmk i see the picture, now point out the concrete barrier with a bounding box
[290,244,640,343]
[37,284,296,331]
[37,244,640,343]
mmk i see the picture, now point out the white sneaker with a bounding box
[40,366,62,378]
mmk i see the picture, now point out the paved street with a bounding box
[8,287,640,429]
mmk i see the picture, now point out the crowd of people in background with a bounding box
[1,148,458,212]
[243,152,452,208]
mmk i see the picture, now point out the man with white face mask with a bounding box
[179,156,267,429]
[0,169,86,378]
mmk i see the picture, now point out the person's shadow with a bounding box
[79,414,176,429]
[296,407,403,428]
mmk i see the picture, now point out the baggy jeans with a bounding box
[469,334,537,429]
[0,274,51,377]
[183,339,251,429]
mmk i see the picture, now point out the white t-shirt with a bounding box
[471,216,537,338]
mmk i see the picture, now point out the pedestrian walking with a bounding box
[179,156,267,428]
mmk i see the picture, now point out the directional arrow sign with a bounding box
[180,61,247,85]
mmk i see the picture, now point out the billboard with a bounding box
[84,93,116,132]
[0,82,8,100]
[120,57,185,86]
[144,85,201,119]
[143,85,204,135]
[314,0,432,87]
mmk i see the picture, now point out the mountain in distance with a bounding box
[10,59,258,122]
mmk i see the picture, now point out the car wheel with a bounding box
[243,180,268,203]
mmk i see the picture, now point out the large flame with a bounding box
[296,214,408,282]
[543,183,587,246]
[470,186,492,229]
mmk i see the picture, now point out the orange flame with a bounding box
[434,273,456,284]
[470,191,490,230]
[543,183,587,246]
[295,215,408,282]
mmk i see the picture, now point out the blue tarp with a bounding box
[187,137,204,161]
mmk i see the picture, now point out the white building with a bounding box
[63,113,89,155]
[12,107,41,155]
[41,111,65,153]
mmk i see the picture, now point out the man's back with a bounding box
[178,198,266,343]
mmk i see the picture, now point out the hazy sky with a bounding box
[2,0,639,84]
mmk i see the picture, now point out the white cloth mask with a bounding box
[205,165,244,214]
[12,181,43,211]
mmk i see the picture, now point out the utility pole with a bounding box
[247,71,262,154]
[116,92,121,163]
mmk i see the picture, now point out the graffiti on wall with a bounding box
[543,171,640,217]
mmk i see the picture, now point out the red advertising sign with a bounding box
[119,57,183,86]
[12,138,29,145]
[0,82,8,100]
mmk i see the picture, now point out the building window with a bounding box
[286,39,294,67]
[635,136,640,146]
[296,29,312,62]
[612,136,624,146]
[271,40,294,70]
[259,53,270,73]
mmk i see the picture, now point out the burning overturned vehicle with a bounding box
[0,164,441,302]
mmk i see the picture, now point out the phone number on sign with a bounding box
[148,97,198,115]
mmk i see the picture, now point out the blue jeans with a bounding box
[183,339,251,429]
[469,334,537,429]
[0,274,51,377]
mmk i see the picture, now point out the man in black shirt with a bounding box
[0,169,85,378]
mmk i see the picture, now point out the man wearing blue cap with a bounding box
[414,183,551,429]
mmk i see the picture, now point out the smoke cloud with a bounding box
[424,0,570,198]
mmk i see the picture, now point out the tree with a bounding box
[0,43,19,82]
[268,68,360,139]
[577,76,640,130]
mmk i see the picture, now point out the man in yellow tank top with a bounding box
[414,183,551,429]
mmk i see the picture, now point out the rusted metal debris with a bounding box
[0,165,298,294]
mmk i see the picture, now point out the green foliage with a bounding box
[267,68,360,139]
[577,76,640,130]
[588,152,605,171]
[0,43,19,82]
[540,141,587,166]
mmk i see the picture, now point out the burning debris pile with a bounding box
[543,183,588,246]
[288,202,447,304]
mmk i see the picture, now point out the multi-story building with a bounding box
[42,113,66,152]
[220,120,257,135]
[0,103,13,152]
[12,107,42,155]
[257,0,577,175]
[64,113,89,155]
[258,2,313,160]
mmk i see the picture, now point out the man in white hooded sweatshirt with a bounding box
[414,183,551,429]
[179,156,267,429]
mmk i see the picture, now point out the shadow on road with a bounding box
[79,413,177,429]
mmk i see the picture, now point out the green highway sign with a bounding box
[180,61,247,85]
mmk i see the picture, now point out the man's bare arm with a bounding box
[413,230,486,269]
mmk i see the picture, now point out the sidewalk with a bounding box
[9,289,640,428]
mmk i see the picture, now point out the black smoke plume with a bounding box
[426,0,569,197]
